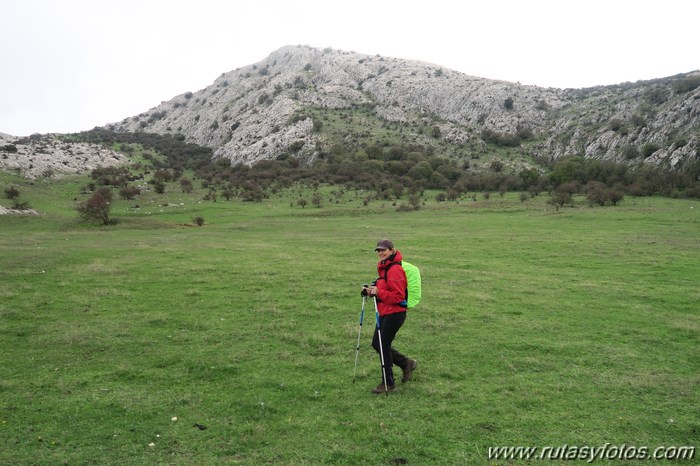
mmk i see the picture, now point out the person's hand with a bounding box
[368,286,378,297]
[360,285,369,297]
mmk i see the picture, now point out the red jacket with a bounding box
[375,250,407,316]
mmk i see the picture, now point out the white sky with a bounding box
[1,0,698,136]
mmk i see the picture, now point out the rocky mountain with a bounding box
[108,45,699,169]
[1,45,698,181]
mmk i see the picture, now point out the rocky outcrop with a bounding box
[0,205,40,216]
[0,133,127,179]
[542,80,700,167]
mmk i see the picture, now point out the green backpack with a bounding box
[385,260,422,309]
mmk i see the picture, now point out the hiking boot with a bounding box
[371,383,396,394]
[401,359,417,383]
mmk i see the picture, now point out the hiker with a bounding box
[364,239,417,394]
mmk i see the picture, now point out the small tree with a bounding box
[586,181,608,206]
[504,97,514,110]
[4,185,20,200]
[391,182,404,200]
[180,178,193,193]
[311,192,323,208]
[77,188,113,225]
[608,189,624,206]
[297,198,308,209]
[408,193,422,210]
[548,191,572,210]
[119,185,141,200]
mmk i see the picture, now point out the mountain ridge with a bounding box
[1,45,698,180]
[107,45,699,169]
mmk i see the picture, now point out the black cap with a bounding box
[375,239,394,250]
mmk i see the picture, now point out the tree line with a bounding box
[71,129,699,223]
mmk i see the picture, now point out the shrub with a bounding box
[673,138,688,150]
[608,189,624,206]
[12,200,31,210]
[621,145,640,160]
[586,181,608,206]
[192,216,205,226]
[642,142,661,158]
[609,119,624,132]
[535,99,549,110]
[516,127,533,140]
[289,140,305,152]
[396,203,415,212]
[408,194,422,210]
[672,75,700,93]
[490,160,504,172]
[180,178,193,193]
[498,133,521,147]
[77,188,113,225]
[4,185,20,200]
[504,97,514,110]
[119,185,141,200]
[548,191,572,210]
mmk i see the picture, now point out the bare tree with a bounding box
[77,188,113,225]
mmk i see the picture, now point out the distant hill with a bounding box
[108,45,699,169]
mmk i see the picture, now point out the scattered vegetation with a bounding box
[1,126,688,226]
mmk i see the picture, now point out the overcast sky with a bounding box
[1,0,697,136]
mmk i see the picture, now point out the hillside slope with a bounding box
[109,45,699,168]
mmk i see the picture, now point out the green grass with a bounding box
[1,175,698,465]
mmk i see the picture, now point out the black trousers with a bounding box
[371,311,408,386]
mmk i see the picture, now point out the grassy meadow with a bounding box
[1,171,698,465]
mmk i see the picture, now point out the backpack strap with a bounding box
[381,261,408,308]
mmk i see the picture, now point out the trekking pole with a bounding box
[373,295,389,396]
[352,291,367,383]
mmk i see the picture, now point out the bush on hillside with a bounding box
[4,185,20,200]
[77,187,113,225]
